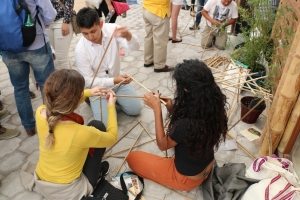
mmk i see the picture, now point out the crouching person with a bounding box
[33,69,118,199]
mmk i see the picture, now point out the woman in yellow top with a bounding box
[34,69,118,200]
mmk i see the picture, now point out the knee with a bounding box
[122,102,142,116]
[87,120,106,131]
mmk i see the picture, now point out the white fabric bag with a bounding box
[242,175,300,200]
[242,156,300,200]
[246,156,299,185]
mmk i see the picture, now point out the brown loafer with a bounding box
[154,65,174,73]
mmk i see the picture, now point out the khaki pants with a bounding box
[201,25,227,50]
[143,9,170,69]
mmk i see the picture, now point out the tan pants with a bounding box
[143,9,170,69]
[201,25,228,50]
[127,151,213,191]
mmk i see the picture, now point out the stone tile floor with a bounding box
[0,1,268,200]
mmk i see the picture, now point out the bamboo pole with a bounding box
[105,139,156,158]
[260,24,300,155]
[278,94,300,154]
[227,132,256,160]
[89,27,116,88]
[115,129,144,175]
[104,121,140,155]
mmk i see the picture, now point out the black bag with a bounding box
[92,179,129,200]
[89,171,144,200]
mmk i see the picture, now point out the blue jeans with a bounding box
[90,84,142,125]
[195,0,206,24]
[2,43,54,129]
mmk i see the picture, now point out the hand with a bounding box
[90,86,108,96]
[160,96,173,112]
[211,19,221,27]
[106,90,116,105]
[113,74,132,84]
[61,23,70,36]
[114,27,132,41]
[144,92,161,112]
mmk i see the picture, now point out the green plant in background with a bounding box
[231,0,276,89]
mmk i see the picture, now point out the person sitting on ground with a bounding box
[189,0,206,30]
[34,69,118,200]
[75,7,142,125]
[127,59,228,191]
[201,0,238,50]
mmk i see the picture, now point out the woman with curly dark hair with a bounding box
[126,59,228,191]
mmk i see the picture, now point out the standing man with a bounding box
[1,0,56,136]
[201,0,238,50]
[75,8,142,125]
[143,0,174,72]
[189,0,206,30]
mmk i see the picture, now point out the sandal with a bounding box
[172,38,182,43]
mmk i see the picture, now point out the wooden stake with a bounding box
[227,133,256,160]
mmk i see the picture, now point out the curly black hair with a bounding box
[168,59,228,158]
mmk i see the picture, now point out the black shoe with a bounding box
[144,62,154,67]
[29,91,36,99]
[100,161,110,176]
[181,5,190,10]
[154,65,174,73]
[189,24,200,30]
[26,127,36,137]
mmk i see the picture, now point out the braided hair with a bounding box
[43,69,85,148]
[168,59,228,158]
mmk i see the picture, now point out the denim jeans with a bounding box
[195,0,206,24]
[90,84,142,125]
[2,43,54,129]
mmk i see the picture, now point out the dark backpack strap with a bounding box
[120,171,144,200]
[34,6,48,53]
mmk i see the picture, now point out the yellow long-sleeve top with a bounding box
[35,90,118,184]
[143,0,170,18]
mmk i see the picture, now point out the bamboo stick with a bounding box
[105,139,156,158]
[128,74,167,105]
[89,27,117,88]
[138,121,155,140]
[104,121,140,154]
[115,129,144,175]
[228,98,265,131]
[227,133,256,160]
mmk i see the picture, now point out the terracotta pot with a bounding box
[241,96,266,124]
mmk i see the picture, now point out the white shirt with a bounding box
[75,23,140,88]
[204,0,238,27]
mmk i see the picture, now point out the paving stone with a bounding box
[0,194,9,200]
[12,191,43,200]
[0,137,22,159]
[0,172,25,197]
[19,136,39,154]
[0,152,26,174]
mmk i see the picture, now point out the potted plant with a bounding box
[231,0,276,90]
[241,96,266,124]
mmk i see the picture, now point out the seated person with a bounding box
[127,59,228,191]
[75,7,142,125]
[34,69,118,199]
[201,0,238,50]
